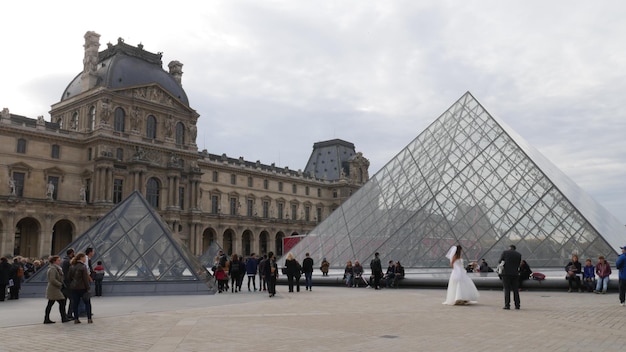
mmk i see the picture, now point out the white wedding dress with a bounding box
[443,258,479,305]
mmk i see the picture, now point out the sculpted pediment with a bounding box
[116,84,192,113]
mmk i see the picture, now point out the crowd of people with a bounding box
[1,247,102,325]
[564,254,615,294]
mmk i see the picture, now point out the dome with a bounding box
[61,38,189,106]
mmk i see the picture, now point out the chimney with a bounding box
[168,60,183,87]
[81,31,101,92]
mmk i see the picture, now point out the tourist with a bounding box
[265,252,278,297]
[228,254,242,293]
[582,258,596,292]
[93,261,105,296]
[61,248,75,319]
[370,253,383,290]
[302,252,314,291]
[8,258,23,300]
[443,245,479,305]
[594,255,611,294]
[258,254,267,292]
[245,253,258,292]
[616,246,626,306]
[499,244,522,310]
[214,265,228,293]
[69,252,92,324]
[320,258,330,276]
[343,260,354,287]
[43,256,70,324]
[518,259,532,290]
[565,254,583,293]
[383,260,395,288]
[392,261,405,288]
[284,252,300,293]
[353,260,364,287]
[0,257,11,301]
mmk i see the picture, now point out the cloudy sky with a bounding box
[2,1,626,224]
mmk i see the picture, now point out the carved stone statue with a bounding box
[1,108,9,119]
[79,185,86,202]
[46,181,55,200]
[100,100,111,124]
[9,178,16,196]
[131,107,141,130]
[165,114,174,137]
[188,124,197,142]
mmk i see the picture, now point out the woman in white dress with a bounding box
[443,245,479,305]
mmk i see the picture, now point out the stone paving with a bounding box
[0,285,624,351]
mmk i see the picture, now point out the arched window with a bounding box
[175,122,185,145]
[88,106,96,131]
[114,107,125,132]
[146,115,157,139]
[146,177,160,208]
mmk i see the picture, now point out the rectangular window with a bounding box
[292,184,297,194]
[179,187,185,210]
[113,179,123,204]
[212,171,219,182]
[247,199,254,217]
[291,204,297,220]
[305,186,309,196]
[88,148,92,161]
[316,207,322,222]
[17,138,26,154]
[305,206,310,222]
[248,176,253,187]
[47,176,59,200]
[278,182,283,192]
[51,144,60,159]
[262,201,269,218]
[211,195,219,214]
[278,203,284,219]
[317,188,321,197]
[230,197,238,215]
[333,189,338,198]
[12,172,25,197]
[263,179,268,190]
[230,174,236,185]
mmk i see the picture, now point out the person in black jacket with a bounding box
[518,260,532,290]
[565,254,583,293]
[302,253,314,291]
[264,252,278,297]
[284,252,301,292]
[370,252,383,290]
[0,257,11,301]
[499,244,522,310]
[229,254,242,293]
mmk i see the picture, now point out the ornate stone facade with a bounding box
[0,32,369,260]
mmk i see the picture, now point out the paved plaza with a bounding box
[0,285,624,351]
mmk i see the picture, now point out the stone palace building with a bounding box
[0,31,370,259]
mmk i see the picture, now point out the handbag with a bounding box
[495,260,505,275]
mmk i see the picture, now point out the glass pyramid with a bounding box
[198,241,224,269]
[285,92,626,268]
[26,191,216,295]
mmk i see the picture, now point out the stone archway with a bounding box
[275,232,285,257]
[51,219,74,255]
[259,231,269,256]
[223,229,234,255]
[202,228,216,253]
[242,230,253,256]
[15,217,40,258]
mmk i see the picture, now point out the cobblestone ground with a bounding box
[0,286,624,351]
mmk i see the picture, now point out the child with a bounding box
[214,265,228,293]
[582,259,596,292]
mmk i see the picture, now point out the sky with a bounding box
[2,1,626,224]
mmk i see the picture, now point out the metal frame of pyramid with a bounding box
[285,92,626,269]
[23,191,217,296]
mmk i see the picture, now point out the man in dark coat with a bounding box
[302,252,314,291]
[0,257,11,301]
[499,245,522,310]
[370,252,383,290]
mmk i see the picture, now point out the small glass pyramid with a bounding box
[26,191,216,294]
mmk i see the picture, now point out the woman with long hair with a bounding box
[443,245,479,305]
[68,252,93,323]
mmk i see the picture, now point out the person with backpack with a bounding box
[245,254,258,292]
[9,258,23,300]
[228,254,242,293]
